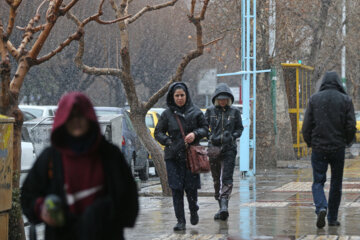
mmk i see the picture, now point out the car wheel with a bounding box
[139,158,149,181]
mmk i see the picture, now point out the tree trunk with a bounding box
[1,40,25,240]
[308,0,332,87]
[255,1,277,169]
[275,65,296,160]
[256,73,277,168]
[130,112,171,195]
[9,107,26,240]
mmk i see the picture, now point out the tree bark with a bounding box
[308,0,333,87]
[255,1,277,169]
[130,113,169,193]
[275,65,296,160]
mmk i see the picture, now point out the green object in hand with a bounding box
[44,194,65,227]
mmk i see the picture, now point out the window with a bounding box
[124,113,135,132]
[21,109,44,118]
[146,114,154,128]
[356,112,360,121]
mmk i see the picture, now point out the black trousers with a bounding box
[210,149,236,200]
[172,188,199,223]
[311,149,345,222]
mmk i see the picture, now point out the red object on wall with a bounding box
[239,85,242,104]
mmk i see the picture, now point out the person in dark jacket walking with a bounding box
[21,92,139,240]
[302,71,356,229]
[205,83,243,221]
[155,82,208,231]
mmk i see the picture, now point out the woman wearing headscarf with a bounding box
[155,82,209,231]
[21,92,138,240]
[205,83,243,221]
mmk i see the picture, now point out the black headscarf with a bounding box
[166,82,193,114]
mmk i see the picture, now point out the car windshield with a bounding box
[356,112,360,121]
[23,111,36,121]
[21,108,44,118]
[146,114,154,128]
[95,110,121,116]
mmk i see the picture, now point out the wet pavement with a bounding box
[125,158,360,240]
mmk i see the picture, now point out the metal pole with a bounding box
[239,0,250,173]
[252,0,257,175]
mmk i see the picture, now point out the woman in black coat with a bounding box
[155,82,208,231]
[21,92,138,240]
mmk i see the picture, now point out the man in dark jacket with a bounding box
[302,71,356,229]
[205,83,243,221]
[21,92,138,240]
[155,82,208,231]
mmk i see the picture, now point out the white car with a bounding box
[21,141,36,171]
[19,105,57,118]
[20,128,36,186]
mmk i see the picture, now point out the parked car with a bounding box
[22,111,37,122]
[146,110,164,169]
[20,127,36,186]
[150,107,165,116]
[146,110,161,139]
[94,107,150,180]
[19,105,57,118]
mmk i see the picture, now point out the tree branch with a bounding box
[145,0,216,111]
[126,0,178,24]
[317,41,344,74]
[35,29,83,64]
[69,13,124,78]
[203,36,223,47]
[17,13,41,58]
[5,0,23,37]
[59,0,78,15]
[190,0,196,17]
[6,40,19,59]
[199,0,209,20]
[282,5,316,30]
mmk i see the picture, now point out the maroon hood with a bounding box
[51,92,100,149]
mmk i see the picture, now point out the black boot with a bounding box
[214,200,221,220]
[173,222,186,231]
[190,211,199,225]
[219,198,229,220]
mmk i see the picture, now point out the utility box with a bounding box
[0,115,14,240]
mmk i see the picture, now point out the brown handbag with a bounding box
[174,114,210,174]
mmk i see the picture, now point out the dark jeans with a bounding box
[210,149,236,200]
[311,149,345,222]
[172,188,199,223]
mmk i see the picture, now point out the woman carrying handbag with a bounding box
[155,82,209,231]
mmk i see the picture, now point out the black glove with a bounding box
[222,131,233,144]
[210,135,221,146]
[165,138,172,146]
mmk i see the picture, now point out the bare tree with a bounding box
[0,1,128,239]
[72,0,221,195]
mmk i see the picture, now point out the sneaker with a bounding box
[190,212,199,225]
[328,221,340,226]
[173,222,186,231]
[316,209,327,228]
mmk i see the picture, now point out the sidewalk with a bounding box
[125,158,360,239]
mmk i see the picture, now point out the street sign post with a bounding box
[217,0,270,176]
[198,69,217,107]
